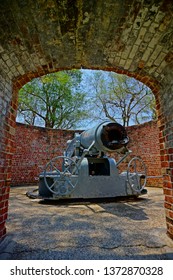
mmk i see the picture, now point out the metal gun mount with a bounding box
[38,121,147,200]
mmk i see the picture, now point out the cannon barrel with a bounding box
[80,121,129,153]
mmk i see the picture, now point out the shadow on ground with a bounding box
[1,186,173,260]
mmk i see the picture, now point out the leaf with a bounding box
[17,70,88,128]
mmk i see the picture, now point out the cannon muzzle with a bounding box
[80,121,129,153]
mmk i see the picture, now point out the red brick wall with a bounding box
[11,123,76,186]
[11,121,162,187]
[127,121,163,187]
[0,79,18,239]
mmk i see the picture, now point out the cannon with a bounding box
[37,121,147,200]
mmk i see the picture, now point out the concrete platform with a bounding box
[1,186,173,260]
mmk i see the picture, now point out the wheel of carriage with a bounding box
[43,156,79,196]
[127,156,147,192]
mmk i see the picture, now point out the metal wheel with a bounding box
[127,157,147,192]
[43,156,79,197]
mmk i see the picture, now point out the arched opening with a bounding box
[12,69,161,190]
[16,69,157,128]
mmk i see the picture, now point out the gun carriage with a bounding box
[37,121,147,200]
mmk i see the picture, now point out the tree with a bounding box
[17,70,88,129]
[88,71,156,126]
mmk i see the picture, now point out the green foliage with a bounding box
[87,71,156,126]
[17,69,156,129]
[17,70,88,129]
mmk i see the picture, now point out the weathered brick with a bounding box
[142,47,153,61]
[165,209,173,220]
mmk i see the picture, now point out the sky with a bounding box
[16,69,154,130]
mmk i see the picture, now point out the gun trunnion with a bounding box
[38,121,147,200]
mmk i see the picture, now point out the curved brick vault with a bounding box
[1,0,173,240]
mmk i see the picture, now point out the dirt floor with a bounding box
[1,186,173,260]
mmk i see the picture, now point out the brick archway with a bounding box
[1,0,173,240]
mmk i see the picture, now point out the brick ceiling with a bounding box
[0,0,173,85]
